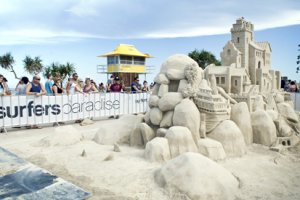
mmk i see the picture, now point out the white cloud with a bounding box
[0,29,107,45]
[0,0,299,44]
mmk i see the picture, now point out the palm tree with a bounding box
[0,52,19,79]
[61,62,75,81]
[23,56,43,75]
[43,62,76,83]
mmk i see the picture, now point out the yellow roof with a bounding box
[99,44,152,58]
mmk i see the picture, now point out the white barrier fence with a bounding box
[290,93,300,112]
[0,93,150,128]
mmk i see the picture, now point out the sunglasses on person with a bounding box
[35,78,40,81]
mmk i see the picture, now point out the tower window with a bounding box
[258,61,261,69]
[237,37,240,43]
[227,49,231,56]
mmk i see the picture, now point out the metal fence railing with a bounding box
[0,93,150,131]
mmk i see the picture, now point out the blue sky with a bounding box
[0,0,300,87]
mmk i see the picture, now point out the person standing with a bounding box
[141,80,151,92]
[26,75,46,96]
[131,77,141,93]
[98,82,106,93]
[52,78,64,95]
[109,77,124,92]
[25,75,46,129]
[83,78,98,93]
[15,76,29,95]
[0,76,10,95]
[45,74,54,95]
[52,78,65,126]
[0,74,7,96]
[66,73,83,95]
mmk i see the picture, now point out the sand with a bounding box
[1,116,300,200]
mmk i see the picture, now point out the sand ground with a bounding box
[0,117,300,200]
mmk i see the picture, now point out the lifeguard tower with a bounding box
[97,44,153,88]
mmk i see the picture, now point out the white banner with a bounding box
[0,93,150,127]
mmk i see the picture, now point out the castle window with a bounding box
[235,79,238,86]
[227,49,231,56]
[258,61,261,69]
[221,77,225,84]
[216,77,220,84]
[237,37,240,43]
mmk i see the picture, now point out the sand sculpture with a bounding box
[134,53,300,162]
[131,18,300,164]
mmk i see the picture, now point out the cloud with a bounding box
[0,0,299,44]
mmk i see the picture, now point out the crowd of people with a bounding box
[0,73,154,97]
[0,73,154,129]
[282,79,299,93]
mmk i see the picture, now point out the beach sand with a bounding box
[0,116,300,200]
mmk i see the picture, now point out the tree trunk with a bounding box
[10,66,20,79]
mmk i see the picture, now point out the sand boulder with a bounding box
[160,54,198,78]
[266,110,279,121]
[166,69,185,80]
[253,95,265,111]
[155,73,169,85]
[39,125,83,147]
[151,84,159,95]
[144,137,171,162]
[251,110,277,146]
[149,95,159,108]
[154,152,238,200]
[208,120,246,157]
[94,115,143,145]
[157,128,168,137]
[230,102,253,145]
[198,138,226,161]
[158,84,168,97]
[274,117,294,137]
[144,110,151,124]
[139,123,156,145]
[274,93,284,103]
[165,126,198,158]
[160,111,173,128]
[130,127,144,147]
[149,107,163,126]
[277,102,299,123]
[173,98,200,143]
[158,92,183,112]
[178,79,188,93]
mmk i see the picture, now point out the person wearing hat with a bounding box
[108,76,124,92]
